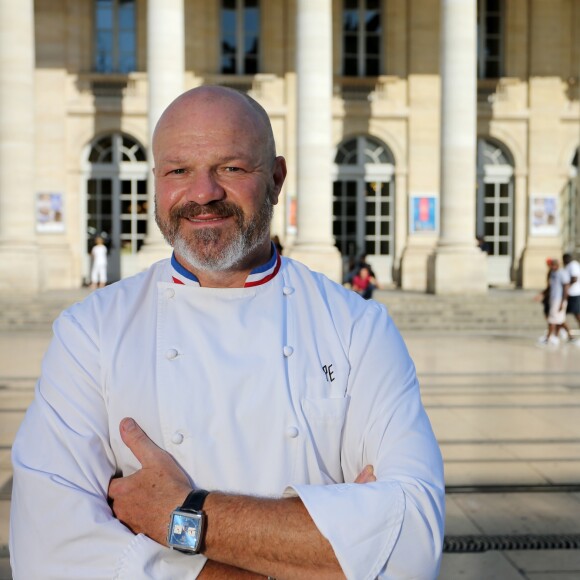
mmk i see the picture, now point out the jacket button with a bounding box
[171,432,184,444]
[286,426,299,438]
[166,348,179,360]
[283,346,294,357]
[165,288,175,299]
[283,286,294,295]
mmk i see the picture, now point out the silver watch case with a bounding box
[167,509,205,554]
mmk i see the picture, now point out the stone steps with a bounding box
[0,289,91,331]
[0,287,549,333]
[372,289,547,332]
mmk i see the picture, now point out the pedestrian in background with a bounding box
[352,265,379,299]
[344,253,377,287]
[90,236,108,289]
[271,234,284,255]
[534,258,552,330]
[563,253,580,331]
[538,258,573,346]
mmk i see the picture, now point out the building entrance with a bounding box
[476,138,515,286]
[333,136,395,284]
[84,133,148,283]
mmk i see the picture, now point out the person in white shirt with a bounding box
[541,258,573,346]
[90,236,108,288]
[10,86,444,579]
[563,253,580,329]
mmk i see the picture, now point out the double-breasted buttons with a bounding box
[283,345,294,357]
[166,348,179,360]
[285,426,299,438]
[171,431,184,445]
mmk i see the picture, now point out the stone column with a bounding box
[288,0,342,282]
[0,0,39,292]
[139,0,185,267]
[427,0,487,294]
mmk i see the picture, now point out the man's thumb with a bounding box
[119,417,162,466]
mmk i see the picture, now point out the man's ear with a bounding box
[270,156,287,206]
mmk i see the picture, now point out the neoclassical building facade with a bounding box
[0,0,578,293]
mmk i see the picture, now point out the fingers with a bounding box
[119,417,165,468]
[354,465,376,484]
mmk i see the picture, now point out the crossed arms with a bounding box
[109,417,376,579]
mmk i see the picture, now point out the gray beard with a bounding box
[156,194,274,272]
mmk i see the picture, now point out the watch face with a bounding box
[168,511,203,552]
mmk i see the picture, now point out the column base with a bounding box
[0,242,39,293]
[38,243,77,290]
[427,245,488,294]
[287,243,343,284]
[400,237,438,291]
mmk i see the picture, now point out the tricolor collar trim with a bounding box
[170,244,281,288]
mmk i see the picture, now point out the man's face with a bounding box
[153,94,284,272]
[155,183,275,272]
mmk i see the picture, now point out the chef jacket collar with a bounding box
[170,243,281,288]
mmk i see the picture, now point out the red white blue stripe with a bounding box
[170,243,281,288]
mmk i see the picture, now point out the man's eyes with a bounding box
[164,166,246,176]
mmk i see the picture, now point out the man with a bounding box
[541,257,572,345]
[563,253,580,330]
[11,87,444,579]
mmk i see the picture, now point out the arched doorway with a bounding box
[84,133,148,283]
[332,135,395,284]
[476,138,515,286]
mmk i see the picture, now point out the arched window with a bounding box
[476,138,514,284]
[333,136,395,283]
[85,133,148,282]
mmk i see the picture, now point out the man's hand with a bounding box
[108,418,192,545]
[355,464,376,484]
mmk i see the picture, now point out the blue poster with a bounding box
[411,196,437,233]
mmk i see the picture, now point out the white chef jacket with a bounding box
[10,254,444,580]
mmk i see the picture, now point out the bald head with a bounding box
[152,86,276,164]
[151,84,288,279]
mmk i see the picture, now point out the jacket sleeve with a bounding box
[287,304,445,580]
[10,308,206,579]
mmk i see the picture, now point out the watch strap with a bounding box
[181,489,209,513]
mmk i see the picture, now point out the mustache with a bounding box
[173,200,244,220]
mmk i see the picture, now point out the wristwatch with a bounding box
[167,489,209,554]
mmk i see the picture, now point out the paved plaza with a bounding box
[1,290,580,578]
